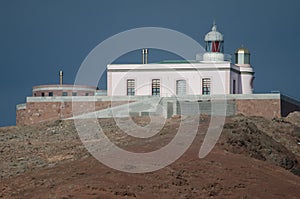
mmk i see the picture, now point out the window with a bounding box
[62,92,68,96]
[233,80,236,94]
[206,41,224,53]
[152,79,160,96]
[72,92,77,96]
[85,93,89,96]
[127,79,135,96]
[41,92,45,97]
[49,92,53,96]
[202,78,211,95]
[176,80,186,96]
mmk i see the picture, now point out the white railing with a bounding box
[196,53,232,62]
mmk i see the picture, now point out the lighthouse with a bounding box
[203,23,225,62]
[107,23,255,96]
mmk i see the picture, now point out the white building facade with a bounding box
[107,24,254,97]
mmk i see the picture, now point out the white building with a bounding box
[107,24,254,97]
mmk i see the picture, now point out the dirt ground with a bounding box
[1,113,300,198]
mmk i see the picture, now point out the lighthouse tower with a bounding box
[203,23,225,62]
[235,46,254,94]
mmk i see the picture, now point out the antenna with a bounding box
[212,20,217,31]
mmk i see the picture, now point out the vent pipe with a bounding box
[145,48,148,64]
[142,49,145,64]
[142,48,148,64]
[59,70,63,85]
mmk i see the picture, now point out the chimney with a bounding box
[59,70,63,85]
[142,49,145,64]
[142,48,148,64]
[145,48,148,64]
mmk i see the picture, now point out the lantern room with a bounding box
[203,23,225,62]
[204,23,224,53]
[235,47,250,65]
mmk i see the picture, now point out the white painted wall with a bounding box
[230,70,241,94]
[107,62,253,96]
[239,66,254,94]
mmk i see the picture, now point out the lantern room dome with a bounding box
[235,46,251,65]
[204,23,224,41]
[235,47,250,54]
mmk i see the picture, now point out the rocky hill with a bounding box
[1,113,300,198]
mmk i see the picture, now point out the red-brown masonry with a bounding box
[16,101,130,126]
[16,98,300,126]
[235,99,281,119]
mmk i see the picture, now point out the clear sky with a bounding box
[0,0,300,126]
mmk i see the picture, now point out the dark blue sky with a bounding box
[1,0,300,126]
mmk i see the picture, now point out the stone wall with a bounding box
[235,99,281,119]
[16,94,300,125]
[16,101,128,126]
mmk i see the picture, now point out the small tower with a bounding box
[235,46,250,65]
[203,23,225,62]
[235,46,254,94]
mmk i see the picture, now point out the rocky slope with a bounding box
[1,113,300,198]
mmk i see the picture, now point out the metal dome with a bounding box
[235,47,250,54]
[204,24,224,41]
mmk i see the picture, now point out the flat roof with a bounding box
[32,84,97,92]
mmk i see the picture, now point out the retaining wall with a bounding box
[16,94,300,125]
